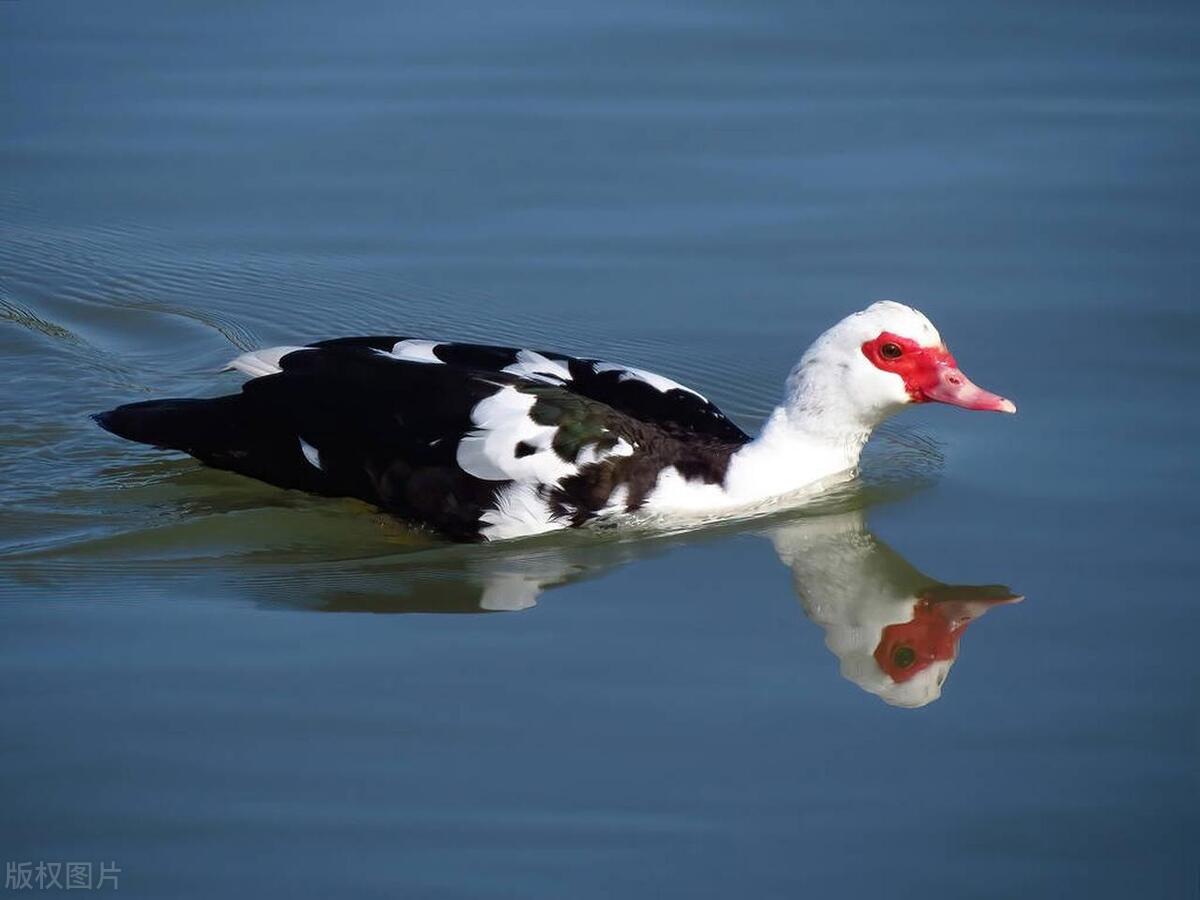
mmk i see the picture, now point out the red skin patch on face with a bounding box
[861,332,956,403]
[873,598,972,683]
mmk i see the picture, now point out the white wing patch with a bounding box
[226,346,313,378]
[458,385,641,540]
[592,361,706,400]
[298,437,322,470]
[502,349,572,384]
[380,339,444,364]
[458,386,637,486]
[456,386,576,483]
[575,437,634,467]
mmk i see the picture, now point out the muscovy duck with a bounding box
[95,301,1015,541]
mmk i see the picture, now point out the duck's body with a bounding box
[95,302,1015,541]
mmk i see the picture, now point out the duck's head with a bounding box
[786,301,1015,430]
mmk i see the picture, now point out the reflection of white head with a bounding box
[824,620,953,709]
[768,511,1013,708]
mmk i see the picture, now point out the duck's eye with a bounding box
[892,646,916,669]
[880,342,903,360]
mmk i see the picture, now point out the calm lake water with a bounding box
[2,2,1197,897]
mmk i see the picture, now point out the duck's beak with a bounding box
[920,583,1024,619]
[921,362,1016,413]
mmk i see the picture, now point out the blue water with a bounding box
[2,2,1197,897]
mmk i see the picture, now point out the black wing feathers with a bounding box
[310,337,748,443]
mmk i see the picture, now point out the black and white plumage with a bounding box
[95,303,1016,542]
[96,336,749,541]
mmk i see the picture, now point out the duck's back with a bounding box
[95,337,749,541]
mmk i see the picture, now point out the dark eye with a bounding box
[892,646,916,669]
[880,342,903,360]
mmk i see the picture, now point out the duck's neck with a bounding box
[722,363,886,506]
[723,408,870,504]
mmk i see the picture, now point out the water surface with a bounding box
[2,2,1197,897]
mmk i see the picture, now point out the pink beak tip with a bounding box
[997,397,1017,414]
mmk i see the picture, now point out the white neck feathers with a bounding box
[721,317,910,507]
[722,402,873,506]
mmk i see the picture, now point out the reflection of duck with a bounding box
[285,534,661,615]
[273,507,1018,708]
[767,512,1019,708]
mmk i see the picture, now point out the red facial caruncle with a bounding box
[861,332,1016,413]
[873,585,1022,683]
[873,598,965,683]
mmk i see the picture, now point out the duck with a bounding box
[94,300,1015,542]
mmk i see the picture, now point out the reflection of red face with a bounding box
[873,598,971,683]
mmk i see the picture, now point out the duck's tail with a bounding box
[93,394,334,496]
[93,395,256,458]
